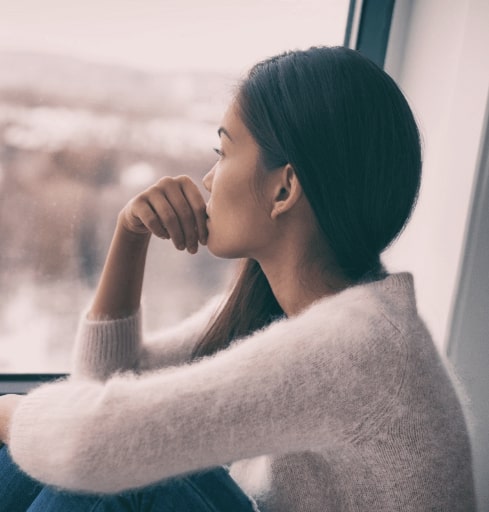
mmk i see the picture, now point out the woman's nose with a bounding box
[202,167,214,193]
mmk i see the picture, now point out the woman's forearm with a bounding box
[89,219,151,320]
[88,175,207,320]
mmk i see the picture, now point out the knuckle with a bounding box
[176,174,192,185]
[134,193,151,208]
[124,197,144,218]
[157,176,173,188]
[129,195,143,207]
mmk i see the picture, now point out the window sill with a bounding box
[0,374,67,395]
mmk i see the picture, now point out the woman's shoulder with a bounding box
[228,272,419,369]
[291,272,418,339]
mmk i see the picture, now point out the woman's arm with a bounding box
[8,294,405,494]
[72,176,209,379]
[89,175,208,320]
[72,293,223,379]
[88,223,151,321]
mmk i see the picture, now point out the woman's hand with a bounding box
[0,394,23,444]
[119,175,208,254]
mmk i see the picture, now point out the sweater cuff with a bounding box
[72,309,142,380]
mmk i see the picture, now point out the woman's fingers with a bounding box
[148,186,189,250]
[121,175,208,253]
[152,176,207,253]
[179,176,208,246]
[135,200,170,239]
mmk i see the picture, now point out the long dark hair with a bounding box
[192,46,422,359]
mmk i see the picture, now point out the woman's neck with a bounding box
[258,253,350,317]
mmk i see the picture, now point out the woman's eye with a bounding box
[213,147,224,158]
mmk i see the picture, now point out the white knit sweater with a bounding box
[9,273,476,511]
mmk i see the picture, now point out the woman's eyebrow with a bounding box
[217,127,233,142]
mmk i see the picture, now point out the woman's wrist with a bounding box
[88,221,151,320]
[115,211,153,243]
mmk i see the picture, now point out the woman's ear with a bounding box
[270,164,303,220]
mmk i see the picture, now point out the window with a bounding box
[0,0,350,373]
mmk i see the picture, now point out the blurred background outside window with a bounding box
[0,0,349,372]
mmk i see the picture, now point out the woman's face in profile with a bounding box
[202,102,278,260]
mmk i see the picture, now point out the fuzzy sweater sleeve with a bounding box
[72,295,223,380]
[9,290,406,494]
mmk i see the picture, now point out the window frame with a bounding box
[344,0,396,68]
[0,373,67,395]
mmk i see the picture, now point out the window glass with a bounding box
[0,0,349,372]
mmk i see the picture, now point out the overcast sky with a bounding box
[0,0,349,73]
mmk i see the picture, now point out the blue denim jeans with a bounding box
[0,445,257,511]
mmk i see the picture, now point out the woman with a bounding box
[0,46,475,511]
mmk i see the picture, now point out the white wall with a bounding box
[383,0,489,350]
